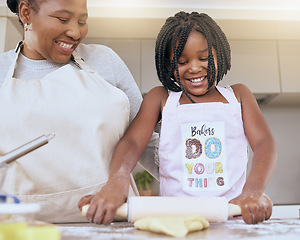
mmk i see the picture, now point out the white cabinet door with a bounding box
[278,41,300,93]
[0,17,7,53]
[221,40,281,94]
[0,16,23,53]
[141,39,162,94]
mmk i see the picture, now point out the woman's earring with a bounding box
[24,23,32,31]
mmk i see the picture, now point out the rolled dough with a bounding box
[134,215,209,237]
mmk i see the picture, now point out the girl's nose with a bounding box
[188,61,204,73]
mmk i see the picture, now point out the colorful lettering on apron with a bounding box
[181,122,228,191]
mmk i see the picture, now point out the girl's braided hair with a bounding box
[155,11,231,102]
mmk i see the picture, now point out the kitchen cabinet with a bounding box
[82,38,142,89]
[0,17,6,52]
[91,38,283,95]
[140,39,161,93]
[221,40,281,94]
[0,17,22,53]
[139,39,282,95]
[278,41,300,93]
[83,38,162,94]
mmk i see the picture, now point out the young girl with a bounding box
[79,11,277,225]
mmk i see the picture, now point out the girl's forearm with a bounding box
[108,138,145,179]
[243,136,277,195]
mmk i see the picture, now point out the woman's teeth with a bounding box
[57,42,73,49]
[190,76,205,83]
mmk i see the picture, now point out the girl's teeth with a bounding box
[190,77,205,83]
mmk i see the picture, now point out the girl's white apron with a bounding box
[0,46,137,223]
[159,86,248,201]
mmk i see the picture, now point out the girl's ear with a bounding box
[19,0,31,25]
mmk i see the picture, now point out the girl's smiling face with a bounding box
[171,30,218,99]
[21,0,88,63]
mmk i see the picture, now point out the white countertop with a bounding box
[58,218,300,240]
[271,205,300,219]
[58,205,300,240]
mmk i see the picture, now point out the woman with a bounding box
[0,0,157,223]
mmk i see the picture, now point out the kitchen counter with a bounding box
[58,205,300,240]
[58,217,300,240]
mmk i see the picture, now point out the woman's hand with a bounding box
[229,192,273,224]
[78,174,130,225]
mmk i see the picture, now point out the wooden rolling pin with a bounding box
[82,196,241,223]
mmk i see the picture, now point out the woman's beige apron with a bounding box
[0,46,138,223]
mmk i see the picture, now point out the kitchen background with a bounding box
[0,0,299,205]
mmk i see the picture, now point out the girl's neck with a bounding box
[179,86,228,104]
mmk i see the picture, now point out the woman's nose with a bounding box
[66,23,81,41]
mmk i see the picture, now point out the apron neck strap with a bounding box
[5,41,24,79]
[70,50,90,71]
[165,91,182,108]
[216,86,239,105]
[15,41,24,54]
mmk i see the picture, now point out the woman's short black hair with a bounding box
[7,0,41,24]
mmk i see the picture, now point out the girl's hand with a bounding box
[229,192,273,224]
[78,174,130,225]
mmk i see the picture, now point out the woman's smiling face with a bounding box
[21,0,88,63]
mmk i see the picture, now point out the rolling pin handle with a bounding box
[115,203,128,219]
[228,203,242,217]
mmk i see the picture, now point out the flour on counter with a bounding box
[58,219,300,240]
[59,222,142,240]
[215,219,300,238]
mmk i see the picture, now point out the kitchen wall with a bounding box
[260,106,300,204]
